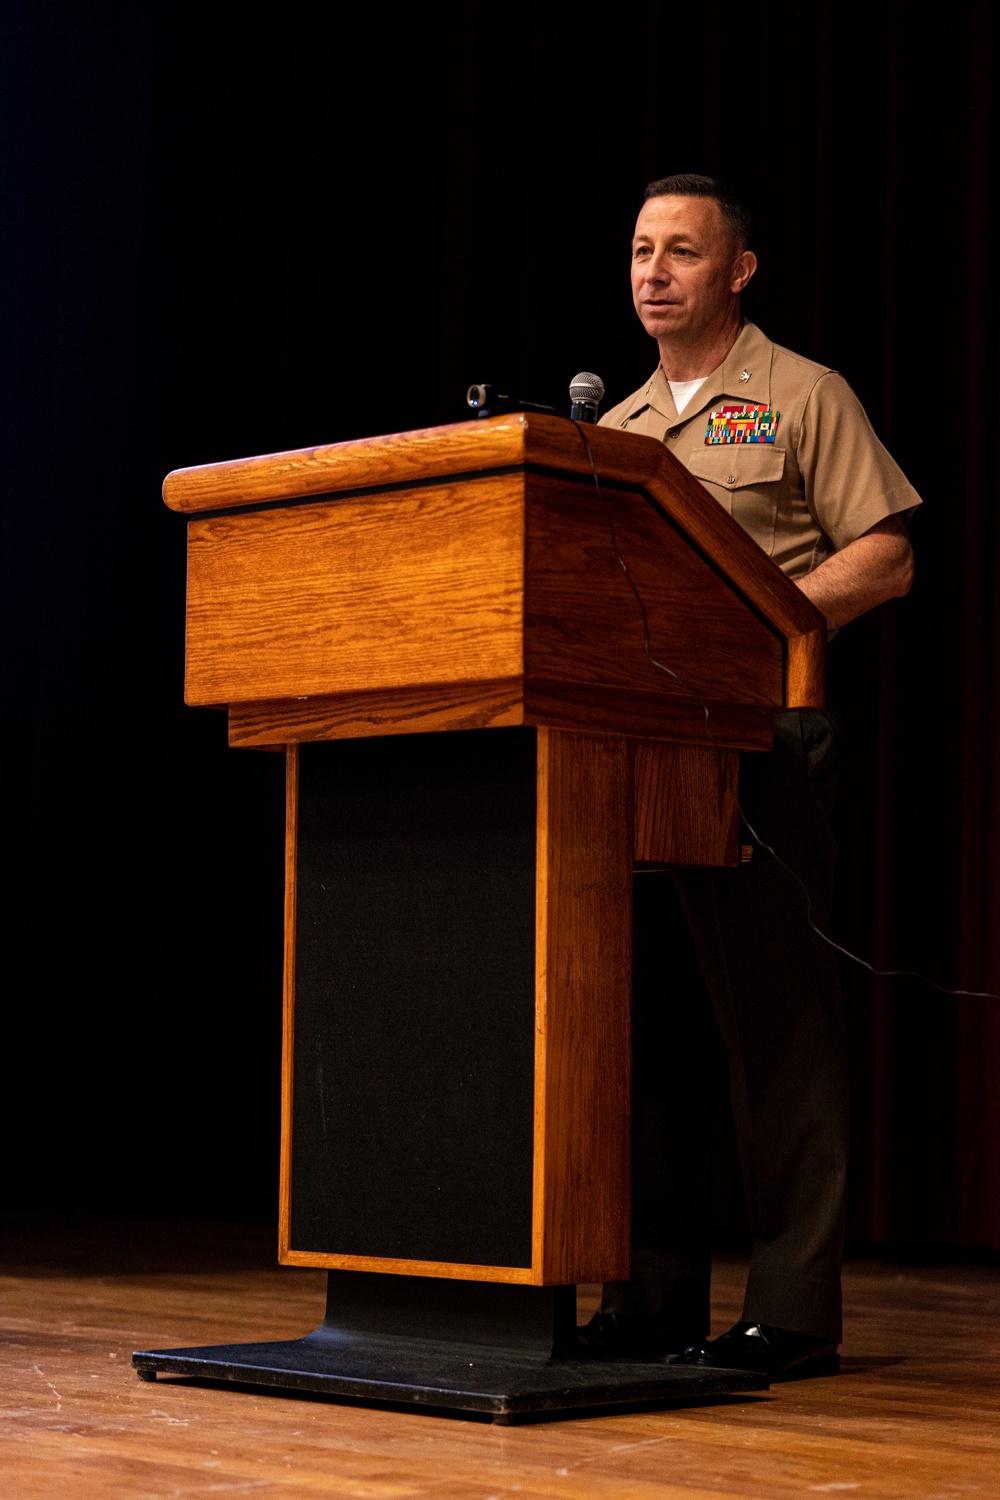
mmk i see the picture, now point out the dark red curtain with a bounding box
[2,0,997,1243]
[837,2,1000,1247]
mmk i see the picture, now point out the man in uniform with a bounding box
[581,174,920,1379]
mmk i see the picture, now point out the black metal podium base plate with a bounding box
[132,1333,768,1422]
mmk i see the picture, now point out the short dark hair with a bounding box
[643,174,752,251]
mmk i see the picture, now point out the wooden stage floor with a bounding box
[2,1220,999,1499]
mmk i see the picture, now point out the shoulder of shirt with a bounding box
[598,376,656,428]
[765,335,839,388]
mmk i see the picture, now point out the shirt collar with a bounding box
[625,321,774,430]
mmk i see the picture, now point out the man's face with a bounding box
[630,195,754,344]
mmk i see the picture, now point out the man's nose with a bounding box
[644,251,671,283]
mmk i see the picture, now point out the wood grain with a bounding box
[524,471,783,707]
[277,745,297,1264]
[523,681,774,750]
[533,729,632,1285]
[165,412,824,709]
[228,680,524,747]
[184,474,525,706]
[162,414,538,513]
[278,1249,534,1282]
[279,728,633,1285]
[7,1223,999,1497]
[634,741,739,867]
[787,625,827,709]
[186,463,791,733]
[160,411,665,515]
[227,684,775,750]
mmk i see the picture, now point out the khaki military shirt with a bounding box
[600,320,921,581]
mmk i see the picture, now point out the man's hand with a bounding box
[796,514,914,631]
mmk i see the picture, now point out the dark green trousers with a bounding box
[602,710,849,1345]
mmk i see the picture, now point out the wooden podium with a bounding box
[133,413,824,1419]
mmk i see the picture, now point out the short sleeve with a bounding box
[798,372,922,550]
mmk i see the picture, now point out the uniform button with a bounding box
[727,474,737,484]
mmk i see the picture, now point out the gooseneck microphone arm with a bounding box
[466,374,606,423]
[466,384,566,419]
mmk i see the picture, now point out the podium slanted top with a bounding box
[164,413,824,746]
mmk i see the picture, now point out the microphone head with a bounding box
[568,371,605,406]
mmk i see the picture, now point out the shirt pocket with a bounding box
[684,446,786,556]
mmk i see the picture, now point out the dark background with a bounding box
[2,0,997,1249]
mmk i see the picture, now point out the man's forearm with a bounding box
[796,515,915,631]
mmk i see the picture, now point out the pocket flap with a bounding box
[686,446,786,489]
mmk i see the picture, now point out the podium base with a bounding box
[132,1270,767,1422]
[132,1336,767,1421]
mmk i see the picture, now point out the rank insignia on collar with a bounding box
[705,404,780,444]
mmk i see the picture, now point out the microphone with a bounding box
[569,372,605,423]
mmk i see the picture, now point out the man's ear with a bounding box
[731,250,757,294]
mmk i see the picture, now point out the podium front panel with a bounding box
[279,726,633,1286]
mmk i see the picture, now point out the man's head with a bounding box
[644,174,753,253]
[631,175,757,354]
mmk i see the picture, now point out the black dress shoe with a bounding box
[576,1312,697,1363]
[676,1321,839,1380]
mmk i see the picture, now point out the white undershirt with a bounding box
[668,376,708,415]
